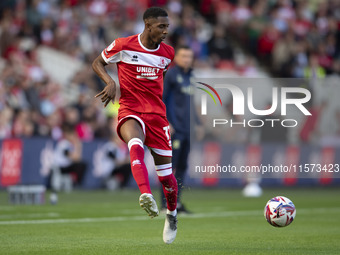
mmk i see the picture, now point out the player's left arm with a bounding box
[163,64,169,78]
[163,68,174,106]
[163,46,175,78]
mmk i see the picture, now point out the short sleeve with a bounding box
[163,64,170,73]
[163,46,175,72]
[101,38,122,64]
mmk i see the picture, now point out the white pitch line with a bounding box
[0,210,261,225]
[0,207,339,226]
[0,215,148,225]
[0,212,60,219]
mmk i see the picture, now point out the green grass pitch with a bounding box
[0,187,339,255]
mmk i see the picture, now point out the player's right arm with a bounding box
[92,38,122,107]
[92,55,117,107]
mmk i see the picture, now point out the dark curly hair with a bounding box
[143,7,168,20]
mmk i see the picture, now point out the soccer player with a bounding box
[92,7,178,244]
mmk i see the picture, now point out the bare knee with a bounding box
[151,150,172,165]
[120,119,145,143]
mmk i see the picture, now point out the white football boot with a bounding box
[139,193,159,218]
[163,212,178,244]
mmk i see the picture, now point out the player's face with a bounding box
[148,16,169,45]
[175,48,194,70]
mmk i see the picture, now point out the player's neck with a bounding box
[140,32,159,50]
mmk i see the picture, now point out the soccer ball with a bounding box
[264,196,296,227]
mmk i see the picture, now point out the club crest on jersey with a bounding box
[158,57,167,68]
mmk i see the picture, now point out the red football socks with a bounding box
[128,138,151,194]
[128,138,178,211]
[156,163,178,211]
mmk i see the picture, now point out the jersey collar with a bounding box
[138,33,160,52]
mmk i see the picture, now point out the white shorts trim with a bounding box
[118,115,146,136]
[155,163,172,170]
[150,147,172,157]
[156,169,173,176]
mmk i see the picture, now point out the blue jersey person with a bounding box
[161,45,202,213]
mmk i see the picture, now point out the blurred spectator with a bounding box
[0,107,13,138]
[246,1,268,54]
[257,24,280,63]
[304,53,326,79]
[272,30,295,75]
[12,109,32,137]
[291,40,309,78]
[97,134,132,190]
[63,106,80,129]
[45,110,63,140]
[231,0,252,26]
[76,105,96,141]
[208,24,234,68]
[54,124,87,186]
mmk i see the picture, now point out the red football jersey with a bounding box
[101,34,175,116]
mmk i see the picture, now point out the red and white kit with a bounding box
[101,34,175,156]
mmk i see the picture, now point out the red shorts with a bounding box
[117,108,172,157]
